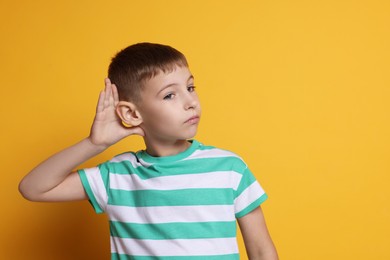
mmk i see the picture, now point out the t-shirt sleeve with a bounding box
[78,162,110,214]
[234,165,268,218]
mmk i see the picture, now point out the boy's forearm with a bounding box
[19,138,106,200]
[238,207,278,260]
[246,239,279,260]
[250,248,279,260]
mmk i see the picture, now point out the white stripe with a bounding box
[185,148,241,160]
[107,204,236,224]
[234,181,265,214]
[84,167,108,211]
[109,153,152,168]
[110,237,238,256]
[110,171,242,191]
[138,157,153,167]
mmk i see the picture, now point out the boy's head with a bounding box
[108,42,188,103]
[110,43,201,144]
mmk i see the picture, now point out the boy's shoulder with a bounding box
[192,141,244,160]
[102,140,246,167]
[89,140,251,179]
[194,141,248,170]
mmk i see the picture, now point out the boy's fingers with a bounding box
[108,86,115,107]
[104,78,112,108]
[128,126,145,137]
[104,78,117,107]
[96,91,105,113]
[112,84,120,104]
[104,78,111,86]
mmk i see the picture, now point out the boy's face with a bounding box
[137,65,201,143]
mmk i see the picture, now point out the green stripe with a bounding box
[235,193,268,218]
[78,169,104,214]
[234,167,257,197]
[109,188,234,207]
[109,156,246,179]
[111,253,239,260]
[197,143,218,151]
[98,162,111,189]
[110,221,236,240]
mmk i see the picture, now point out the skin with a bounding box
[117,66,201,157]
[19,66,278,259]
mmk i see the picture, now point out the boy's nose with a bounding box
[184,94,198,110]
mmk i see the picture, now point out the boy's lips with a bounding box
[184,115,200,124]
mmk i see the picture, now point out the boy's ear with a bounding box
[116,101,143,127]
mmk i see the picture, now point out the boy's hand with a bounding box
[20,78,145,202]
[88,78,144,149]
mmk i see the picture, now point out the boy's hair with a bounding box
[108,42,188,103]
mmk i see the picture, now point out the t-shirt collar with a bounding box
[136,140,199,164]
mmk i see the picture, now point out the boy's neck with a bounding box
[144,138,191,157]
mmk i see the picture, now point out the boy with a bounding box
[19,43,278,259]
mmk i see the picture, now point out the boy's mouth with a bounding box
[184,115,200,124]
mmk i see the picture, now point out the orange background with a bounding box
[1,0,389,259]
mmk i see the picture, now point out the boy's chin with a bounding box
[184,131,198,140]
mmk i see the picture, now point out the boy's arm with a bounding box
[19,139,105,202]
[238,206,279,260]
[19,79,144,202]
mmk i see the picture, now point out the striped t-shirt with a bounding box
[78,140,268,259]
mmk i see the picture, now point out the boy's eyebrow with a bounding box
[157,75,194,95]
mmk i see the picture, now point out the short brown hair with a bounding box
[108,42,188,103]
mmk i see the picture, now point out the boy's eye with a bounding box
[187,85,196,92]
[163,93,175,100]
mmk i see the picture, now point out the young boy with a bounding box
[19,43,278,259]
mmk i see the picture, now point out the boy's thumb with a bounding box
[129,126,145,137]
